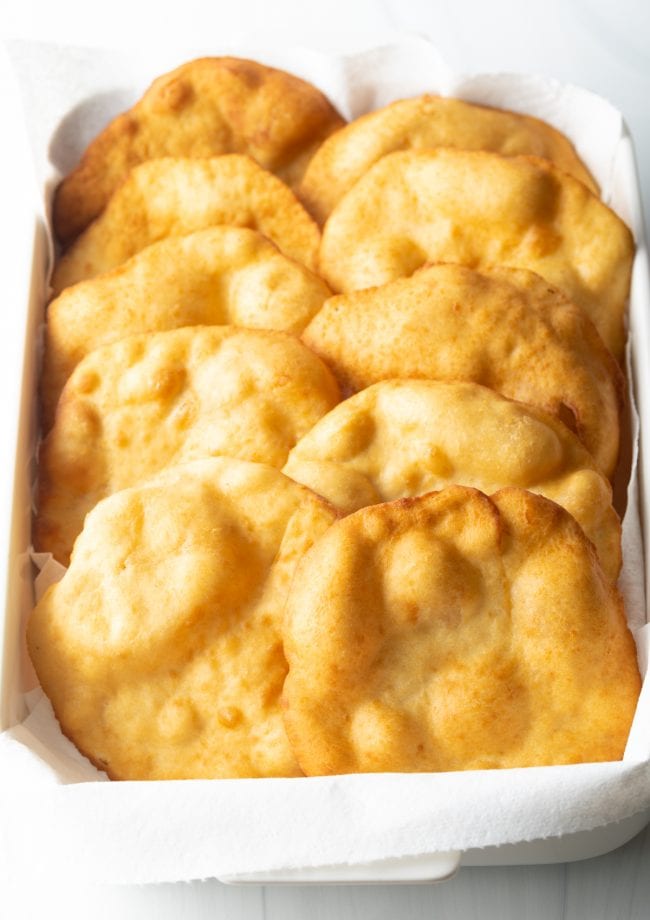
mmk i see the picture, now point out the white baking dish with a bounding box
[1,39,649,886]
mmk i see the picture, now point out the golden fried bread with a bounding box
[42,227,331,429]
[35,326,340,565]
[28,458,339,779]
[282,486,640,775]
[299,94,597,224]
[302,264,623,477]
[51,155,321,293]
[283,380,621,581]
[53,56,345,243]
[319,149,633,357]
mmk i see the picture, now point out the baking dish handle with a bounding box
[218,850,462,885]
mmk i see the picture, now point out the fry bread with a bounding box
[53,56,345,243]
[51,155,321,293]
[36,326,340,565]
[28,458,339,779]
[282,486,640,774]
[319,149,633,357]
[283,379,621,581]
[299,94,597,224]
[302,264,623,477]
[42,227,331,429]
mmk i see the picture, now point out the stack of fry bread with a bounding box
[29,56,641,780]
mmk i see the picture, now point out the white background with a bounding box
[1,1,649,918]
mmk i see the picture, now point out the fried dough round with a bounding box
[53,56,345,243]
[35,325,340,565]
[283,380,620,581]
[42,226,331,429]
[302,264,623,477]
[28,457,339,779]
[51,155,321,293]
[319,149,633,357]
[282,486,640,775]
[299,94,597,224]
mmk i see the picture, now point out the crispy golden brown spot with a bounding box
[35,326,340,565]
[28,458,340,779]
[302,264,623,477]
[284,379,621,581]
[319,149,633,358]
[51,155,321,293]
[299,94,597,224]
[53,56,345,243]
[282,486,640,775]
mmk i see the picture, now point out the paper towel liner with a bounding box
[1,36,649,884]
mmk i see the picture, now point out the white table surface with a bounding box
[1,1,649,917]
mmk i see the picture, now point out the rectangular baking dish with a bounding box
[1,39,649,885]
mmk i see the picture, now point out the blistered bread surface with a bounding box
[51,155,321,292]
[28,458,340,779]
[303,263,623,477]
[282,486,640,775]
[53,56,345,242]
[319,149,633,357]
[42,226,331,428]
[284,379,621,581]
[36,326,340,564]
[299,94,597,223]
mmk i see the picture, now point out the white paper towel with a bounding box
[1,36,648,884]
